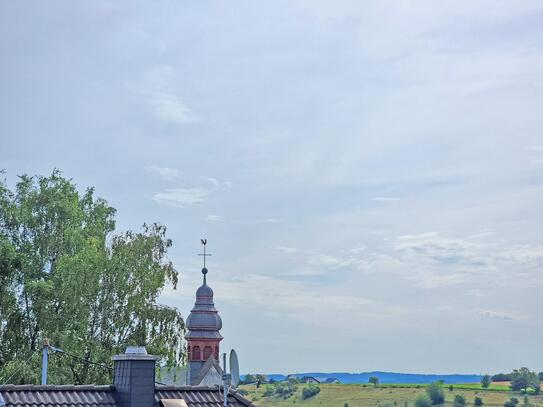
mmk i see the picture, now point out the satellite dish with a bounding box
[229,349,240,388]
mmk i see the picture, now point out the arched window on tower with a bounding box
[214,346,219,360]
[193,346,201,360]
[203,346,212,360]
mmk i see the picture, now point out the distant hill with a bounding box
[244,372,483,384]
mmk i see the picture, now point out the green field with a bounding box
[239,383,543,407]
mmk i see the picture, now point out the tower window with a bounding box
[203,346,212,360]
[193,346,201,360]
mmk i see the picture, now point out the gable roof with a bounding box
[0,385,254,407]
[192,358,223,386]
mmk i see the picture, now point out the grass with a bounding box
[239,383,543,407]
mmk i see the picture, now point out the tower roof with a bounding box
[185,267,223,339]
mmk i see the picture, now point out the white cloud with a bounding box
[480,310,522,321]
[152,187,210,208]
[275,246,299,255]
[146,166,181,180]
[259,218,280,224]
[205,274,386,329]
[373,197,400,202]
[205,214,222,222]
[128,65,196,124]
[354,232,543,289]
[525,145,543,153]
[151,175,232,208]
[275,245,360,273]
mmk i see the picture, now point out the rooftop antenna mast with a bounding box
[221,350,240,407]
[41,339,64,385]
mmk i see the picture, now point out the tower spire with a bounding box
[198,239,212,285]
[187,239,223,385]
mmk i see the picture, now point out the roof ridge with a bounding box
[0,385,114,391]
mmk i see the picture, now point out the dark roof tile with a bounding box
[155,386,255,407]
[0,385,254,407]
[0,386,116,407]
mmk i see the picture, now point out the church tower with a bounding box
[185,242,223,385]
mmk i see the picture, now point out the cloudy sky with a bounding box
[2,1,543,375]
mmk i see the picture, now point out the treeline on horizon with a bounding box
[242,368,543,387]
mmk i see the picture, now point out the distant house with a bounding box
[301,376,321,384]
[323,378,341,384]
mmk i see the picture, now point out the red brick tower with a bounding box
[185,242,223,385]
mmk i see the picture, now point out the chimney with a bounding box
[112,346,158,407]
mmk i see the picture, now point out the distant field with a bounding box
[239,383,543,407]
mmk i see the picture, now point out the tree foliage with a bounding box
[369,376,379,387]
[0,171,185,385]
[426,382,445,405]
[493,373,512,382]
[453,395,466,407]
[301,385,320,400]
[415,394,432,407]
[504,398,519,407]
[481,374,492,389]
[510,368,540,394]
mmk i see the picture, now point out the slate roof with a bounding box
[0,385,117,407]
[0,386,254,407]
[191,359,223,387]
[156,386,255,407]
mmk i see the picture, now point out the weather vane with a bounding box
[198,239,212,283]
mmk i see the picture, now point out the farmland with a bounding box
[239,383,543,407]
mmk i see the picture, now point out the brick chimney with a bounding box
[112,346,158,407]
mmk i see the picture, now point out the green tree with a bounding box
[415,394,432,407]
[301,386,320,400]
[481,374,492,389]
[511,368,540,393]
[0,171,185,384]
[243,374,256,384]
[453,395,466,407]
[504,398,519,407]
[426,382,445,405]
[255,374,268,383]
[493,374,512,382]
[369,376,379,387]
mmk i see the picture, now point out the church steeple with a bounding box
[185,239,223,385]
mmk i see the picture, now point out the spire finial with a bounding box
[198,239,212,285]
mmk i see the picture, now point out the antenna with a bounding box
[220,350,241,406]
[41,338,50,385]
[41,339,65,385]
[230,349,240,388]
[222,353,229,407]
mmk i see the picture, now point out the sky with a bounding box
[1,1,543,375]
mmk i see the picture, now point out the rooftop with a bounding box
[0,385,254,407]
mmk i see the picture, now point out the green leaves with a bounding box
[0,170,185,384]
